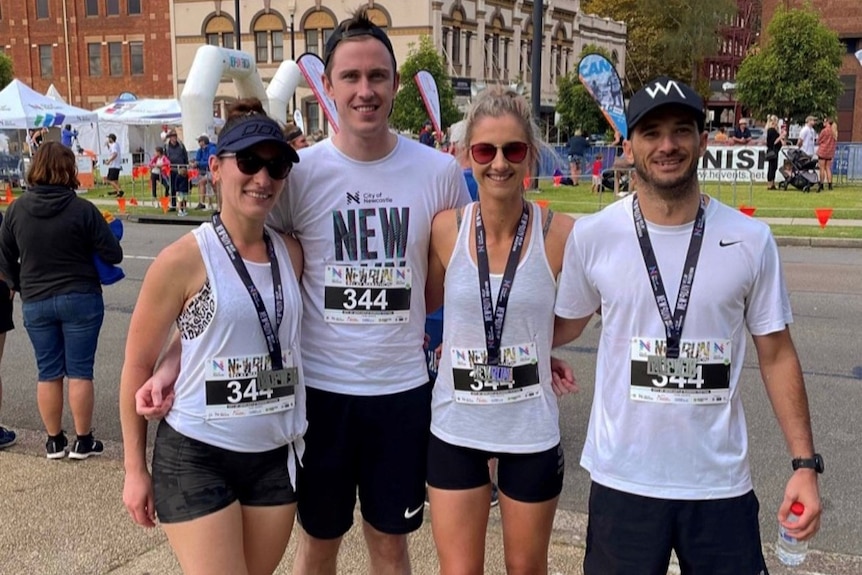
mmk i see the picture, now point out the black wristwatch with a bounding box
[792,453,824,474]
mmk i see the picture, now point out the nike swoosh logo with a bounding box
[404,505,423,519]
[719,240,742,247]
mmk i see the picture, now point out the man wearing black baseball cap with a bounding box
[554,76,821,574]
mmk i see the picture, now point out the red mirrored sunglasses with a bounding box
[470,142,529,165]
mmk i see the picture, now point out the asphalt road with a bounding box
[0,222,859,558]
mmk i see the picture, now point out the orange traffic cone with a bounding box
[160,196,170,214]
[129,197,139,206]
[117,197,126,214]
[4,181,12,204]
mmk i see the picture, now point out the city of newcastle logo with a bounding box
[346,191,360,205]
[645,80,686,100]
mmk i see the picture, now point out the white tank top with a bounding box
[430,202,560,453]
[165,223,307,454]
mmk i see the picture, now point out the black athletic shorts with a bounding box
[426,433,564,503]
[151,420,298,524]
[584,482,769,575]
[106,167,121,181]
[0,282,13,333]
[297,383,432,539]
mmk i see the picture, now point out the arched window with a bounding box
[303,10,336,57]
[205,14,235,49]
[253,13,284,64]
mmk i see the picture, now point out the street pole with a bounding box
[234,0,241,50]
[291,13,297,113]
[530,0,543,190]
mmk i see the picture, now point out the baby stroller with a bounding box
[778,148,819,192]
[601,168,630,193]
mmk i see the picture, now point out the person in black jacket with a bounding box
[0,142,123,460]
[164,129,189,211]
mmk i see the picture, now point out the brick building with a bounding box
[0,0,173,109]
[761,0,862,141]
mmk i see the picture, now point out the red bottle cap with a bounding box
[790,502,805,516]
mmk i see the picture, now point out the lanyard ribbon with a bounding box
[475,201,530,365]
[632,195,706,359]
[211,214,285,370]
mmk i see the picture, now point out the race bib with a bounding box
[629,338,731,404]
[205,351,297,419]
[323,265,411,324]
[151,167,161,175]
[451,342,541,405]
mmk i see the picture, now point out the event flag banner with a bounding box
[293,109,304,133]
[577,54,627,140]
[414,70,443,142]
[297,53,339,134]
[857,49,862,66]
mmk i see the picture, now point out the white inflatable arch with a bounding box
[180,44,302,141]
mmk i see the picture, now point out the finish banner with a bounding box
[698,145,781,182]
[578,53,627,140]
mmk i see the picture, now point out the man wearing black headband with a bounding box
[268,7,470,575]
[554,76,821,574]
[284,123,309,150]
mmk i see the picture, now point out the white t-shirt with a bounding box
[269,136,471,396]
[798,125,816,156]
[555,194,792,500]
[108,141,121,169]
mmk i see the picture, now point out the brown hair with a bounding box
[221,98,269,134]
[27,141,79,189]
[323,7,397,77]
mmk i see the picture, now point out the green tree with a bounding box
[555,46,613,138]
[0,53,13,90]
[391,35,459,134]
[735,4,844,122]
[582,0,734,92]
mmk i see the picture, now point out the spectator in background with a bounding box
[797,115,817,157]
[591,153,604,193]
[567,129,589,186]
[284,123,310,151]
[816,117,837,191]
[419,121,436,147]
[0,142,122,460]
[148,146,171,205]
[193,135,217,210]
[164,129,189,212]
[61,125,78,149]
[765,115,785,190]
[714,126,729,143]
[103,133,123,197]
[731,119,752,145]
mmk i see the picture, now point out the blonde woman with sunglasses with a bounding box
[426,86,580,574]
[120,98,306,575]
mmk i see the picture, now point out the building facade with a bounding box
[0,0,174,107]
[761,0,862,141]
[171,0,626,135]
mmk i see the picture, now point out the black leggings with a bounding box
[766,157,778,183]
[150,174,169,198]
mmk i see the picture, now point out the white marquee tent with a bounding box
[0,79,97,129]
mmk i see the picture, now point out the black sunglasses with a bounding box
[219,151,292,180]
[470,142,529,165]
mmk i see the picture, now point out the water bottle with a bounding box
[776,501,808,566]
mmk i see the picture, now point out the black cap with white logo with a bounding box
[626,76,706,134]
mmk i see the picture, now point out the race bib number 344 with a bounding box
[629,338,731,405]
[324,265,411,324]
[205,352,297,419]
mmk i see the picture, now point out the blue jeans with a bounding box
[22,292,105,381]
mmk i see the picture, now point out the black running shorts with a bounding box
[584,482,769,575]
[106,167,121,181]
[151,421,297,524]
[426,433,564,503]
[297,383,432,539]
